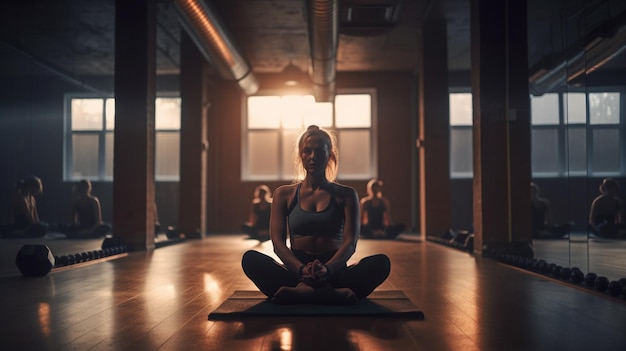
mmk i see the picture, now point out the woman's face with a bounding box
[30,179,43,195]
[300,134,330,177]
[371,183,382,195]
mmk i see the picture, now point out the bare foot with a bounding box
[272,283,315,304]
[273,284,359,305]
[313,286,359,305]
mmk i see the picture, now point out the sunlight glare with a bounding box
[249,94,339,130]
[248,96,281,128]
[449,93,473,126]
[203,273,222,295]
[304,100,333,127]
[38,303,51,336]
[280,95,308,129]
[278,327,293,350]
[335,94,371,128]
[72,99,103,130]
[155,97,181,129]
[105,98,115,130]
[78,99,102,114]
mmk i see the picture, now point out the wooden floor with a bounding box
[1,234,626,351]
[533,234,626,282]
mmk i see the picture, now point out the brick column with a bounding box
[112,0,156,251]
[178,31,209,238]
[418,16,452,237]
[471,0,532,254]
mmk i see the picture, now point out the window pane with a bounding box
[449,93,472,126]
[72,134,99,178]
[156,132,180,178]
[281,129,300,180]
[155,98,181,130]
[335,94,371,128]
[244,93,373,181]
[280,95,310,129]
[566,126,587,173]
[247,130,280,179]
[304,101,333,127]
[72,99,103,130]
[105,98,115,130]
[532,129,559,172]
[105,132,114,178]
[450,128,473,174]
[248,96,281,128]
[589,92,620,125]
[336,130,371,178]
[592,129,620,172]
[531,93,559,125]
[563,93,586,124]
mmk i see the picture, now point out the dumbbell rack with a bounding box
[427,234,626,301]
[52,244,129,272]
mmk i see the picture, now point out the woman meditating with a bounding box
[360,178,405,239]
[68,180,111,238]
[241,125,391,304]
[589,177,625,238]
[241,184,273,241]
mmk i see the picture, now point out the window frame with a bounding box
[241,88,378,182]
[64,94,113,182]
[64,94,181,182]
[531,90,623,178]
[448,89,624,178]
[449,90,474,179]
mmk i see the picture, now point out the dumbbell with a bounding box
[59,255,71,266]
[607,280,623,297]
[594,276,609,292]
[584,273,598,287]
[570,269,585,284]
[559,267,571,280]
[15,245,55,277]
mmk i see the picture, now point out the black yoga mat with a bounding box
[208,290,424,320]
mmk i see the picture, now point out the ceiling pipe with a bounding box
[173,0,258,95]
[307,0,339,102]
[529,17,626,95]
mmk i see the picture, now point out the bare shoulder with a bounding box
[273,183,298,202]
[359,196,370,205]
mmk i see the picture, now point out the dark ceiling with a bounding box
[1,0,626,91]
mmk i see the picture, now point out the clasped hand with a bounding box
[299,259,329,287]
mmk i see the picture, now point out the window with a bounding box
[531,93,562,175]
[531,91,622,176]
[449,91,623,178]
[589,92,621,175]
[65,96,181,181]
[242,91,376,181]
[449,93,473,178]
[154,98,181,181]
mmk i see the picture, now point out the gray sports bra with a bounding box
[287,183,344,240]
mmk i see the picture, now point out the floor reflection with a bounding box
[533,233,626,281]
[231,317,407,350]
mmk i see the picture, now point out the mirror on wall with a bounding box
[446,0,626,285]
[0,15,116,277]
[528,0,626,283]
[0,1,182,278]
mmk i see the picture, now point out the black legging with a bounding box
[241,249,391,300]
[361,223,405,238]
[241,223,268,238]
